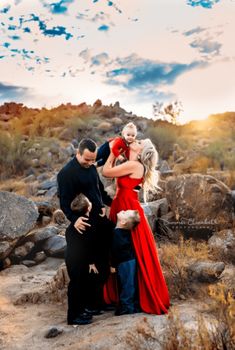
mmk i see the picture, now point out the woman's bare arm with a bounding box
[102,153,136,178]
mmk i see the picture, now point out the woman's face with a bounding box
[129,139,145,154]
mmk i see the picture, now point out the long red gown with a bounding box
[106,175,170,315]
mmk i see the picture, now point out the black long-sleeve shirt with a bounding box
[111,228,136,266]
[57,157,112,225]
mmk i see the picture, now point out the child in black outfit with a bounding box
[111,209,141,316]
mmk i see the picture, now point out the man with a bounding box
[57,138,113,326]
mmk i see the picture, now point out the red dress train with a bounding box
[105,175,170,315]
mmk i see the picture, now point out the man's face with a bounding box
[77,148,97,168]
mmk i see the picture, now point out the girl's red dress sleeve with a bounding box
[111,137,129,157]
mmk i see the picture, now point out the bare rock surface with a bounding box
[187,261,225,282]
[0,258,232,350]
[165,174,233,228]
[0,191,39,241]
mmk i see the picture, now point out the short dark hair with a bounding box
[71,193,90,215]
[78,138,97,155]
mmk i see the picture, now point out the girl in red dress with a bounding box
[102,139,170,315]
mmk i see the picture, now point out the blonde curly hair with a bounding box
[140,139,160,201]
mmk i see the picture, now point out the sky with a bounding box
[0,0,235,124]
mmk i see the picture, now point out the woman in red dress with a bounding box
[102,139,170,315]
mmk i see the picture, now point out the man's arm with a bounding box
[57,170,80,224]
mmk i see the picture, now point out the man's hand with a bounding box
[74,216,91,234]
[110,267,116,273]
[99,207,106,217]
[89,264,99,274]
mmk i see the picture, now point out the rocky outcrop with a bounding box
[142,198,169,232]
[165,174,233,229]
[208,229,235,263]
[0,191,39,241]
[187,261,225,283]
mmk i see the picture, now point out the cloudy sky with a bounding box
[0,0,234,123]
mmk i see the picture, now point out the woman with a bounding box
[102,139,170,315]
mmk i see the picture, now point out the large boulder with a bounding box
[42,235,66,258]
[165,174,233,228]
[0,191,39,242]
[25,226,59,243]
[187,261,225,283]
[142,199,169,232]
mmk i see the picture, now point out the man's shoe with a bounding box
[80,311,93,320]
[85,308,104,316]
[68,317,92,325]
[102,304,116,312]
[115,308,135,316]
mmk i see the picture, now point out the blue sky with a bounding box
[0,0,235,123]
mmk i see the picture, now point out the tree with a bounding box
[153,100,183,125]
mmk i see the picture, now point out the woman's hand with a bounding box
[89,264,99,274]
[74,216,91,234]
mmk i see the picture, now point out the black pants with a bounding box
[96,141,110,167]
[65,226,90,323]
[65,216,113,322]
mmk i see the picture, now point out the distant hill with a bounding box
[0,101,234,178]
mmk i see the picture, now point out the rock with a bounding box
[159,160,171,173]
[37,173,49,182]
[23,174,36,182]
[165,174,233,230]
[142,199,169,232]
[52,209,67,225]
[37,189,47,196]
[43,235,66,257]
[11,241,35,261]
[26,226,59,243]
[21,260,36,267]
[44,327,63,338]
[34,201,57,216]
[31,158,40,167]
[105,184,116,199]
[45,186,58,198]
[34,251,47,264]
[0,191,38,242]
[0,241,15,259]
[187,261,225,282]
[39,178,57,191]
[65,143,76,157]
[41,215,51,226]
[208,229,235,263]
[71,138,79,148]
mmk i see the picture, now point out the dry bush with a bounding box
[0,179,31,196]
[124,317,160,350]
[97,121,112,131]
[189,156,211,173]
[207,283,235,349]
[163,309,227,350]
[0,132,34,178]
[160,237,210,298]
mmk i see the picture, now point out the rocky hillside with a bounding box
[0,101,235,349]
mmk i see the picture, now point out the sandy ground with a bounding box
[0,258,167,350]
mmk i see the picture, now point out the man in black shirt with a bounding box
[57,138,113,326]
